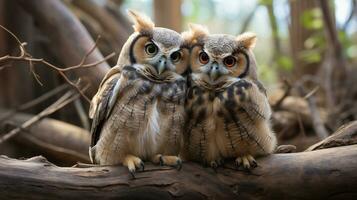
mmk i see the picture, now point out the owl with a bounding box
[182,24,277,170]
[89,10,189,177]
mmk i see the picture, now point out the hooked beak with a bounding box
[209,62,220,81]
[157,56,167,75]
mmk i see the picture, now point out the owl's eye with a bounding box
[170,51,182,63]
[199,52,209,64]
[145,43,158,55]
[223,56,236,67]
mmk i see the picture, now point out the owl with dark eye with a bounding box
[181,24,277,170]
[89,10,189,177]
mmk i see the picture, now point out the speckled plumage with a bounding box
[182,24,277,169]
[89,10,189,176]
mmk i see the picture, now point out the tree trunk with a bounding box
[17,0,111,97]
[0,145,356,199]
[289,0,320,79]
[153,0,182,32]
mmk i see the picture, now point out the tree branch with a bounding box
[0,111,90,164]
[0,144,356,199]
[17,0,112,96]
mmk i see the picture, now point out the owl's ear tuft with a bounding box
[127,10,155,33]
[236,32,257,49]
[182,23,209,45]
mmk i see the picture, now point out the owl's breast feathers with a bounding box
[89,65,186,162]
[185,78,271,160]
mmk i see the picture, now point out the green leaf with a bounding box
[301,8,323,30]
[299,49,322,64]
[277,56,293,71]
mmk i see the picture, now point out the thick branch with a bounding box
[0,110,90,164]
[71,0,129,51]
[0,145,356,199]
[17,0,111,96]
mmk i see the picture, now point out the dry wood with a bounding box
[0,24,114,102]
[306,120,357,151]
[0,145,356,199]
[0,111,90,164]
[71,0,129,51]
[17,0,111,96]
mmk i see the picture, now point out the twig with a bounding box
[342,0,356,31]
[0,84,69,124]
[74,99,90,130]
[0,85,88,144]
[273,79,292,110]
[239,4,259,34]
[303,86,319,99]
[296,112,306,137]
[0,24,115,103]
[297,81,329,139]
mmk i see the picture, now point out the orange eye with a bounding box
[199,52,209,64]
[223,56,236,67]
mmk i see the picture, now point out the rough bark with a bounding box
[306,120,357,151]
[17,0,111,96]
[0,145,356,199]
[0,111,90,165]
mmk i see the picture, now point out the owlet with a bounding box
[182,24,277,170]
[89,10,189,177]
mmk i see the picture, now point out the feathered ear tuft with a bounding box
[182,23,209,45]
[127,9,155,33]
[236,32,257,49]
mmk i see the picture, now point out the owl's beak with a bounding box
[157,56,167,75]
[209,62,221,81]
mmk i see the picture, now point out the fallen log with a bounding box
[0,111,90,165]
[17,0,111,96]
[0,145,356,199]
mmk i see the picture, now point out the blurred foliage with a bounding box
[121,0,357,84]
[298,8,325,65]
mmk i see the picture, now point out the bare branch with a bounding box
[0,25,115,102]
[0,84,69,124]
[0,85,89,144]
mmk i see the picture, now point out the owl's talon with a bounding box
[235,157,243,169]
[159,155,164,166]
[176,159,182,171]
[210,161,218,173]
[123,154,143,177]
[129,170,136,179]
[140,161,145,171]
[156,155,182,170]
[235,155,257,170]
[251,160,258,168]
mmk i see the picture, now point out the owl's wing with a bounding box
[89,66,122,148]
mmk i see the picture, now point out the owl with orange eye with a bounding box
[181,24,277,170]
[89,10,189,177]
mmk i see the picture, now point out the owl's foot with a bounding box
[210,159,224,172]
[152,154,182,170]
[235,155,257,170]
[123,155,145,178]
